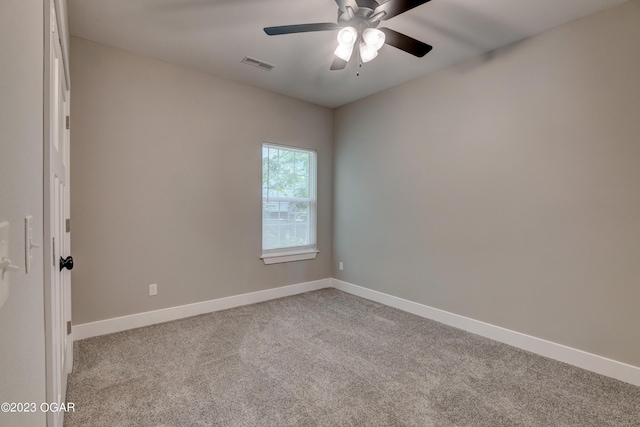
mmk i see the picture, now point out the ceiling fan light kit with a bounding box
[359,42,378,63]
[337,27,358,46]
[334,44,355,62]
[264,0,434,71]
[362,28,385,50]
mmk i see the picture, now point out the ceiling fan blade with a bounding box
[330,57,349,70]
[264,23,340,36]
[334,0,359,13]
[379,28,432,57]
[373,0,432,21]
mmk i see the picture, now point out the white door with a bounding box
[44,2,72,426]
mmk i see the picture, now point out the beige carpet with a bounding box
[65,289,640,426]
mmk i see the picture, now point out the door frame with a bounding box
[43,0,72,426]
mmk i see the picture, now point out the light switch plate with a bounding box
[24,216,40,274]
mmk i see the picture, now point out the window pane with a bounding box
[262,144,316,252]
[294,177,309,199]
[295,152,309,176]
[262,223,279,250]
[292,201,309,222]
[262,201,309,249]
[296,223,310,245]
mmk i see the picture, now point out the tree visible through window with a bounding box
[262,143,316,253]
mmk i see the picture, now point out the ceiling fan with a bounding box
[264,0,433,71]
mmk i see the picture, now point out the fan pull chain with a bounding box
[356,40,361,77]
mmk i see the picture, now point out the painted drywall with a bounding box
[70,37,333,325]
[333,0,640,367]
[0,1,47,426]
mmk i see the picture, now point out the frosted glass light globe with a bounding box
[359,42,378,63]
[334,44,354,61]
[363,28,385,50]
[337,27,357,46]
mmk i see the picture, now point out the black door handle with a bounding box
[60,256,74,271]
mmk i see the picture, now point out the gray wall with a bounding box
[333,1,640,367]
[70,37,333,325]
[0,1,47,425]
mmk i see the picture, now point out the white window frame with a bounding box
[261,142,318,265]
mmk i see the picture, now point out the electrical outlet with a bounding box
[149,283,157,296]
[339,262,344,271]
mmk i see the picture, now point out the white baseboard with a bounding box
[72,276,639,387]
[73,278,331,340]
[332,279,640,387]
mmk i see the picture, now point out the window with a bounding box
[261,143,318,264]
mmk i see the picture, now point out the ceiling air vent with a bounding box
[241,56,276,71]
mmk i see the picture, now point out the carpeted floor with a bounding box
[65,289,640,426]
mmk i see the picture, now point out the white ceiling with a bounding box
[68,0,628,108]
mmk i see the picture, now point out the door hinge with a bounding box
[67,321,72,335]
[52,237,56,266]
[66,116,70,130]
[66,219,71,233]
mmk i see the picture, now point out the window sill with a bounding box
[261,249,319,265]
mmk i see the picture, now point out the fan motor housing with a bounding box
[338,1,380,28]
[356,0,380,10]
